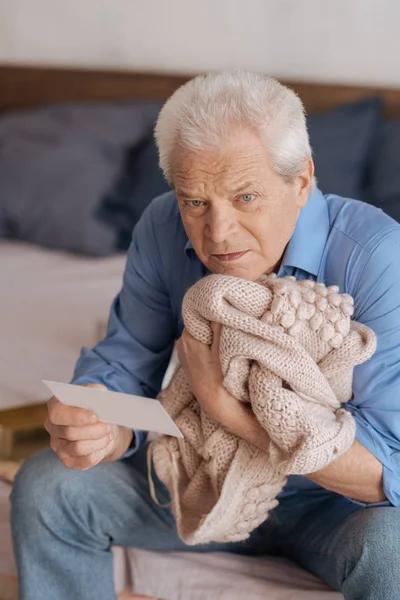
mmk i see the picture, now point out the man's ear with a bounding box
[296,157,315,208]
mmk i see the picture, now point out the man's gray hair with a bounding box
[155,71,313,186]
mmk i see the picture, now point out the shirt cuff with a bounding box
[121,430,147,459]
[70,375,106,387]
[382,461,400,506]
[344,496,391,508]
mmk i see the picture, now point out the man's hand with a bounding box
[176,323,224,418]
[177,324,270,451]
[45,383,133,470]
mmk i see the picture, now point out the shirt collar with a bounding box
[280,187,329,277]
[184,187,329,277]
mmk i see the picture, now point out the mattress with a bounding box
[0,242,343,599]
[125,549,342,600]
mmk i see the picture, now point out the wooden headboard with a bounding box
[1,64,400,118]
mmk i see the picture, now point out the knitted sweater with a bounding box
[148,274,376,545]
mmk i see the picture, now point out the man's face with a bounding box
[173,129,313,281]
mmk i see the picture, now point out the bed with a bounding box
[2,63,400,599]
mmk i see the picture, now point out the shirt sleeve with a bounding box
[349,228,400,506]
[71,203,175,456]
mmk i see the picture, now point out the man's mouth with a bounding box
[212,250,249,262]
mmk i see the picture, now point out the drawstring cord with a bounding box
[147,443,172,509]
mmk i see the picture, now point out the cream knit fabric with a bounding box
[148,274,376,545]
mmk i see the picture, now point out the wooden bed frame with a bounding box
[1,63,400,117]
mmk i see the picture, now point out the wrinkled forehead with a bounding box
[171,137,271,197]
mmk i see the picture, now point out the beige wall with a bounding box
[0,0,398,87]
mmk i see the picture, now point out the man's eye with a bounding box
[241,194,255,203]
[188,200,203,207]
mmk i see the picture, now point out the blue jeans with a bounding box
[11,444,400,600]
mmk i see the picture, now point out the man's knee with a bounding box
[352,506,400,554]
[11,448,93,532]
[345,507,400,584]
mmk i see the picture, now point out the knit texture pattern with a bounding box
[149,274,376,545]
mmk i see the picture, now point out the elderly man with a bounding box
[11,72,400,600]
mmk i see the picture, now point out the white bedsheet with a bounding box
[126,548,342,600]
[0,241,125,410]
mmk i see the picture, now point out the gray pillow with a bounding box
[98,129,171,251]
[363,120,400,222]
[307,97,382,199]
[0,102,161,256]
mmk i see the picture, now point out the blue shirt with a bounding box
[73,188,400,507]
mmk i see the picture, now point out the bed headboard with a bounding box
[1,64,400,118]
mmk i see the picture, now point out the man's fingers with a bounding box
[211,321,222,351]
[53,434,113,457]
[45,420,111,442]
[180,328,197,346]
[48,396,97,427]
[57,446,111,471]
[46,386,115,471]
[176,338,183,362]
[211,321,222,337]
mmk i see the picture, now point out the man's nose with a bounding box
[205,205,238,244]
